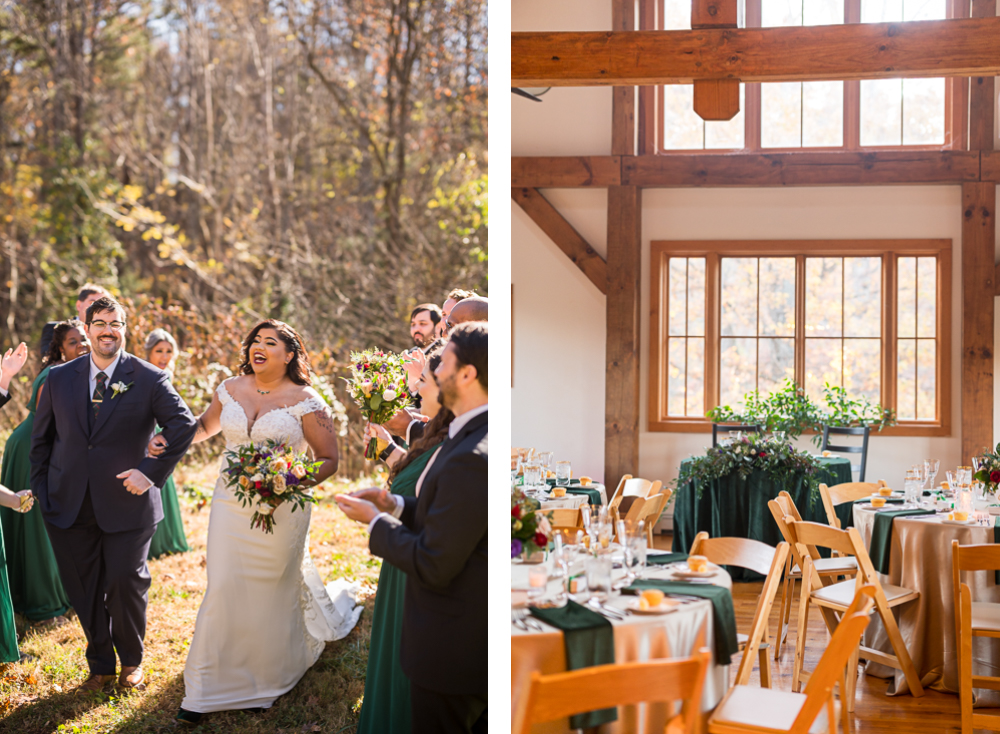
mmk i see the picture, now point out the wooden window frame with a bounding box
[648,239,952,437]
[640,0,969,155]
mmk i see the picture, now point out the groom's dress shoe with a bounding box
[118,666,146,690]
[76,673,115,695]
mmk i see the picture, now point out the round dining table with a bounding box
[511,555,732,734]
[853,502,1000,704]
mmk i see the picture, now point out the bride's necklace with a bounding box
[256,387,270,395]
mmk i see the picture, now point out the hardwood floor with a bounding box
[652,533,972,733]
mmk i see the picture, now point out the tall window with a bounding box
[651,0,958,153]
[649,240,952,436]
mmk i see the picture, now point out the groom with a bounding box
[30,295,197,693]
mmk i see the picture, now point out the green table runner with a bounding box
[869,509,935,574]
[545,479,604,506]
[626,580,739,665]
[530,601,616,728]
[672,456,852,580]
[646,552,689,566]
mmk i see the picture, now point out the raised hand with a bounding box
[403,350,426,389]
[147,434,168,457]
[0,342,29,392]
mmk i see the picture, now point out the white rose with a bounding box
[382,389,398,402]
[291,464,307,479]
[274,474,287,495]
[250,473,264,483]
[257,501,275,515]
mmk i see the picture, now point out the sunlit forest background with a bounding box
[0,0,487,472]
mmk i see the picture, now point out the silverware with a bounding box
[512,607,545,631]
[588,600,627,620]
[511,610,528,630]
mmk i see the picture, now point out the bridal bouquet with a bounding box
[345,348,412,459]
[223,439,323,533]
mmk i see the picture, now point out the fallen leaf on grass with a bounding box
[162,573,176,581]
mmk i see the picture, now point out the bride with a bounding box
[151,319,360,724]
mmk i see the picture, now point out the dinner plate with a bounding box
[671,563,717,579]
[628,599,679,615]
[869,493,899,500]
[941,518,978,526]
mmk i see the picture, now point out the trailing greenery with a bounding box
[707,379,895,446]
[678,433,825,507]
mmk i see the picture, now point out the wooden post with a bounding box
[611,0,635,156]
[962,0,996,461]
[605,185,642,486]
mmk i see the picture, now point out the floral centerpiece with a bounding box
[679,433,825,506]
[224,439,323,533]
[345,348,412,459]
[973,443,1000,495]
[511,489,552,559]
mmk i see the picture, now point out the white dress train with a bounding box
[181,379,362,713]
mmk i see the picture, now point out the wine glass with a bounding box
[924,459,940,489]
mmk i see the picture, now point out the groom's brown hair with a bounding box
[85,295,125,324]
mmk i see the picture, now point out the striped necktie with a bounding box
[93,371,108,416]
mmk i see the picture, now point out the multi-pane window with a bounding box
[649,241,951,435]
[651,0,954,152]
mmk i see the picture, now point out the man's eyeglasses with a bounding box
[445,320,455,331]
[89,320,126,331]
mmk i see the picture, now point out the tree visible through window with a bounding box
[649,241,951,436]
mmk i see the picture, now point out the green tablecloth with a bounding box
[868,509,935,574]
[672,456,853,581]
[545,479,604,506]
[530,601,616,728]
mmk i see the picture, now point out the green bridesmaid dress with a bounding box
[147,379,190,560]
[0,365,71,623]
[356,444,440,734]
[0,517,19,663]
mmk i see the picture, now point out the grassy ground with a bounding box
[0,460,387,733]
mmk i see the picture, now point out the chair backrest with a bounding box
[786,519,888,601]
[792,587,875,733]
[951,541,1000,641]
[776,490,803,522]
[548,508,584,541]
[820,425,870,481]
[519,649,712,734]
[622,477,661,498]
[711,423,763,448]
[632,489,671,531]
[607,474,633,510]
[819,481,886,528]
[689,532,777,577]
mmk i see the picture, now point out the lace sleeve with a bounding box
[216,378,236,406]
[287,397,329,420]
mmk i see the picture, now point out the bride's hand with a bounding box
[351,486,397,514]
[147,434,168,457]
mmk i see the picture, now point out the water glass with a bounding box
[728,430,744,445]
[903,477,920,506]
[946,470,959,491]
[555,460,572,485]
[537,451,554,471]
[585,556,613,602]
[626,521,647,577]
[523,461,543,490]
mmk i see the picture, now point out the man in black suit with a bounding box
[336,322,488,734]
[30,296,197,694]
[0,341,29,410]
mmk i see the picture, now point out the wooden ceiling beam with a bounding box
[512,156,621,187]
[512,187,608,294]
[982,152,1000,183]
[512,17,1000,86]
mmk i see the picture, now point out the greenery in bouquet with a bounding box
[679,433,824,506]
[224,439,323,533]
[345,347,412,458]
[973,443,1000,493]
[707,379,895,445]
[511,489,552,558]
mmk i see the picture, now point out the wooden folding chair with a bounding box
[518,648,712,734]
[611,476,662,529]
[951,540,1000,734]
[767,492,858,660]
[689,532,789,687]
[708,586,876,734]
[819,480,887,529]
[548,508,584,542]
[606,474,632,525]
[630,488,672,546]
[786,519,924,712]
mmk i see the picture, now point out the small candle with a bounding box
[528,567,547,588]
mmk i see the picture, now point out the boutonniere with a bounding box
[110,381,134,399]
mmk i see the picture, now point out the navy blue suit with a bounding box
[30,351,196,674]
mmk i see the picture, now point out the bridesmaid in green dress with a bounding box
[357,346,454,734]
[144,329,191,559]
[0,322,89,627]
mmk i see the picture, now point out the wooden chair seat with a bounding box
[709,685,831,734]
[811,579,918,609]
[790,556,858,575]
[971,601,1000,635]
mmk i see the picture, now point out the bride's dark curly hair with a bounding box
[238,319,313,386]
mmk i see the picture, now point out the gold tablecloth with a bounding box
[511,561,731,733]
[853,505,1000,703]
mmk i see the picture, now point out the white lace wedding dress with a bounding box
[181,379,362,713]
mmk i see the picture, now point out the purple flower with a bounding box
[286,472,300,486]
[511,539,523,558]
